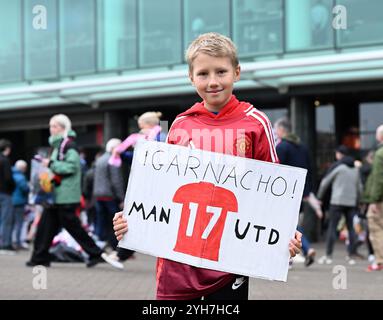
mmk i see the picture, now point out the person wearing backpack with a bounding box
[26,114,116,268]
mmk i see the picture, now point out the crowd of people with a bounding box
[0,111,164,270]
[2,114,379,273]
[273,119,383,272]
[0,32,382,301]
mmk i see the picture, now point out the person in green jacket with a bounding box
[364,124,383,271]
[26,114,114,268]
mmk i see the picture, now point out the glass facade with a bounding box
[97,0,137,70]
[139,0,181,67]
[0,0,22,83]
[184,0,230,51]
[60,0,96,75]
[25,0,58,80]
[233,0,283,56]
[286,0,334,51]
[359,102,383,150]
[316,104,336,175]
[1,0,383,84]
[337,0,383,47]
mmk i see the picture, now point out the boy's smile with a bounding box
[189,53,240,112]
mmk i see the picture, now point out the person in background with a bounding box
[357,150,375,262]
[319,145,350,213]
[363,124,383,271]
[93,138,135,269]
[78,147,89,187]
[94,140,123,244]
[317,147,362,265]
[26,114,117,268]
[82,150,103,235]
[0,139,15,254]
[11,160,29,250]
[108,111,165,167]
[274,117,322,267]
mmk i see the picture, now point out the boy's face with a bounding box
[189,53,240,112]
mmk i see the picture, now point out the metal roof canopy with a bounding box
[1,50,383,111]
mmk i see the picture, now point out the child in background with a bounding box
[108,111,164,167]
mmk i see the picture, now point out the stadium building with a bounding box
[1,0,383,181]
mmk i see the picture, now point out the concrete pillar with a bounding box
[290,96,320,242]
[103,111,123,144]
[290,97,316,153]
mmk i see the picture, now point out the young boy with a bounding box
[113,32,302,300]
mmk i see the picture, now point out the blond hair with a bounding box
[376,124,383,140]
[50,114,72,138]
[15,160,27,172]
[138,111,162,126]
[185,32,239,72]
[106,138,122,153]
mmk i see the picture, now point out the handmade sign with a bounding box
[119,141,306,281]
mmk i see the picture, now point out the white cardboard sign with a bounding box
[119,141,306,281]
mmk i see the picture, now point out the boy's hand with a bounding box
[113,211,128,241]
[289,231,302,257]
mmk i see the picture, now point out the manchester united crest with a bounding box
[234,135,252,156]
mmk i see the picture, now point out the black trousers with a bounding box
[326,205,357,257]
[117,247,135,261]
[30,204,102,264]
[96,200,119,249]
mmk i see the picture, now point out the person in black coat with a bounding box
[0,139,16,252]
[274,118,322,267]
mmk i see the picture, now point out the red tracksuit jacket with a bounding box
[156,95,278,300]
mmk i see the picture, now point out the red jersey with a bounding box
[156,95,278,300]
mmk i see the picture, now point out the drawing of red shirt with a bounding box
[173,182,238,261]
